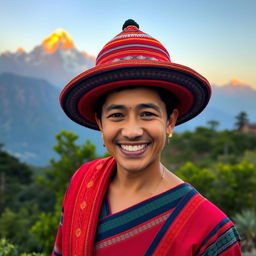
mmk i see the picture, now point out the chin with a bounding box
[116,158,155,173]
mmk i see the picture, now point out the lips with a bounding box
[118,143,150,156]
[120,144,147,151]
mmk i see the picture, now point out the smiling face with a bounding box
[96,87,178,173]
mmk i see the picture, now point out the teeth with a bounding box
[121,144,147,152]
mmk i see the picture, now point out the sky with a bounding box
[1,0,256,88]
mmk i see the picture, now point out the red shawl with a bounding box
[52,157,241,256]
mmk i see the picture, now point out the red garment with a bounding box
[52,157,241,256]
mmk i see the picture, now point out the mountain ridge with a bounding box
[0,72,102,165]
[0,29,95,87]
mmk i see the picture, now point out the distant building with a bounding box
[238,123,256,134]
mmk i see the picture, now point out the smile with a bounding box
[120,144,147,152]
[118,143,150,156]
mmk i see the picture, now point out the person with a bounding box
[52,19,241,255]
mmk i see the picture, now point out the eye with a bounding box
[107,113,124,119]
[140,112,157,117]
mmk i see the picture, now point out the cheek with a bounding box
[149,121,167,140]
[101,122,119,142]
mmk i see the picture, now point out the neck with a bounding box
[111,161,165,195]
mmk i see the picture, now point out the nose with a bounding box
[121,118,143,139]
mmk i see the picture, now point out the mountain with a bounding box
[0,73,103,166]
[0,29,95,87]
[176,79,256,131]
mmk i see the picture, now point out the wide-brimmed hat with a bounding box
[60,19,211,130]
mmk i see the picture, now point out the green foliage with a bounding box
[20,254,45,256]
[20,253,45,256]
[39,130,97,200]
[30,208,60,254]
[207,120,220,131]
[175,162,216,198]
[235,111,249,129]
[0,130,98,255]
[30,130,99,255]
[242,150,256,165]
[0,238,44,256]
[212,161,256,215]
[234,209,256,252]
[162,125,256,168]
[0,238,17,256]
[175,161,256,217]
[0,207,39,253]
[0,146,34,214]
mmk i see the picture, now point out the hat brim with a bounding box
[60,60,211,130]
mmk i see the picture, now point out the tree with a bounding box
[30,209,60,254]
[235,111,249,130]
[174,160,256,217]
[39,130,98,200]
[32,130,99,255]
[175,162,216,198]
[0,238,18,256]
[0,207,39,253]
[207,120,220,131]
[211,161,256,216]
[0,238,44,256]
[233,209,256,253]
[0,145,34,213]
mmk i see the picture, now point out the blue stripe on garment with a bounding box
[199,226,240,256]
[96,198,180,241]
[144,188,198,256]
[98,183,191,225]
[199,217,230,248]
[95,183,192,242]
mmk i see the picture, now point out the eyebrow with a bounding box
[105,103,160,113]
[105,104,126,112]
[136,103,160,112]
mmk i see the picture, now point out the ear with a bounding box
[95,113,103,132]
[166,108,179,135]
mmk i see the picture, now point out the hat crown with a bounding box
[96,19,170,66]
[122,19,139,30]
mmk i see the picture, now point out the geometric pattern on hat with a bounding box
[60,19,211,130]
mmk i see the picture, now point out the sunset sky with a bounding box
[1,0,255,88]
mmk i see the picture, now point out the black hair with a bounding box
[94,86,177,121]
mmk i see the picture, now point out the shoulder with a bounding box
[193,194,241,255]
[63,157,113,195]
[71,156,114,182]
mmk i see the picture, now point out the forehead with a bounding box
[103,87,163,107]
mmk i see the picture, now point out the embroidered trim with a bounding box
[112,55,159,62]
[109,33,154,42]
[199,226,240,256]
[199,217,230,248]
[145,189,203,255]
[95,184,192,241]
[95,212,171,250]
[97,43,170,62]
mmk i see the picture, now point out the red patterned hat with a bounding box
[60,19,211,130]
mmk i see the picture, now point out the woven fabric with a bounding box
[96,25,170,65]
[52,157,241,256]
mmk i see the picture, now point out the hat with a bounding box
[60,19,211,130]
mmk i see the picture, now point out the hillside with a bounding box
[0,73,102,165]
